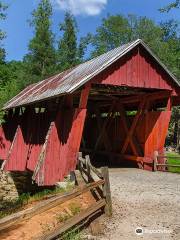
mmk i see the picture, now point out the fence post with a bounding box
[153,151,158,171]
[101,167,112,217]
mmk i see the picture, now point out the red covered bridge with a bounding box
[0,39,180,186]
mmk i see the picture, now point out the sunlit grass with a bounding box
[166,152,180,173]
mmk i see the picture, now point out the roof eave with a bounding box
[67,39,179,94]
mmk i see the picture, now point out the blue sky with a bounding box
[0,0,179,61]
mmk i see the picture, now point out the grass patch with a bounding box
[69,202,81,216]
[0,184,74,219]
[57,213,70,223]
[166,152,180,173]
[61,230,82,240]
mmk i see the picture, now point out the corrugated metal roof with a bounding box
[3,39,179,110]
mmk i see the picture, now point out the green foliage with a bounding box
[57,12,88,71]
[159,0,180,12]
[57,12,78,71]
[25,0,56,79]
[61,230,81,240]
[167,152,180,173]
[0,61,26,114]
[0,1,7,63]
[57,212,70,223]
[89,14,132,57]
[88,14,180,79]
[69,202,81,215]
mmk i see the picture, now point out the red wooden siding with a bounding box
[92,46,175,91]
[4,126,28,171]
[0,111,19,161]
[83,110,171,170]
[35,108,86,186]
[144,111,171,170]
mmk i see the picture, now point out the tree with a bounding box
[25,0,56,80]
[0,1,7,63]
[160,0,180,12]
[89,15,166,59]
[57,12,78,71]
[89,15,132,58]
[160,20,180,78]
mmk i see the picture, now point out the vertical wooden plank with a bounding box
[101,167,112,217]
[79,84,91,109]
[153,151,158,171]
[166,97,172,111]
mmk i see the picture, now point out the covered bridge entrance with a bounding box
[0,39,179,186]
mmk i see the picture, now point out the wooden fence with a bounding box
[153,151,180,172]
[0,153,112,240]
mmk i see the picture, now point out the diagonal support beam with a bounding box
[95,105,112,152]
[93,101,116,152]
[121,100,146,155]
[118,103,142,156]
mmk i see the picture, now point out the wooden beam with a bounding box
[32,122,54,184]
[121,100,145,155]
[101,167,112,217]
[119,91,171,104]
[0,180,104,232]
[166,97,172,111]
[79,84,91,109]
[93,102,115,152]
[95,106,112,152]
[80,148,144,162]
[64,95,73,108]
[38,199,106,240]
[118,103,142,156]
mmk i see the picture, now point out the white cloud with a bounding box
[52,0,107,16]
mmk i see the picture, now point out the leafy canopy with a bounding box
[57,12,87,71]
[25,0,56,80]
[0,1,7,63]
[160,0,180,12]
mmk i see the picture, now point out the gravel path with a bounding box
[98,168,180,240]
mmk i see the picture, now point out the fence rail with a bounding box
[154,151,180,172]
[0,153,112,240]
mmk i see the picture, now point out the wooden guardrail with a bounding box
[78,153,112,217]
[0,153,112,240]
[153,151,180,171]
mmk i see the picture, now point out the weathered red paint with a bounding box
[0,110,20,161]
[34,107,87,186]
[92,46,178,93]
[144,111,171,170]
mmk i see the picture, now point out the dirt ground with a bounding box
[96,168,180,240]
[0,192,95,240]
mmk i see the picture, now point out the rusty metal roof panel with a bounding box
[3,39,179,110]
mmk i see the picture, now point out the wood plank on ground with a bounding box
[37,199,106,240]
[0,180,104,232]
